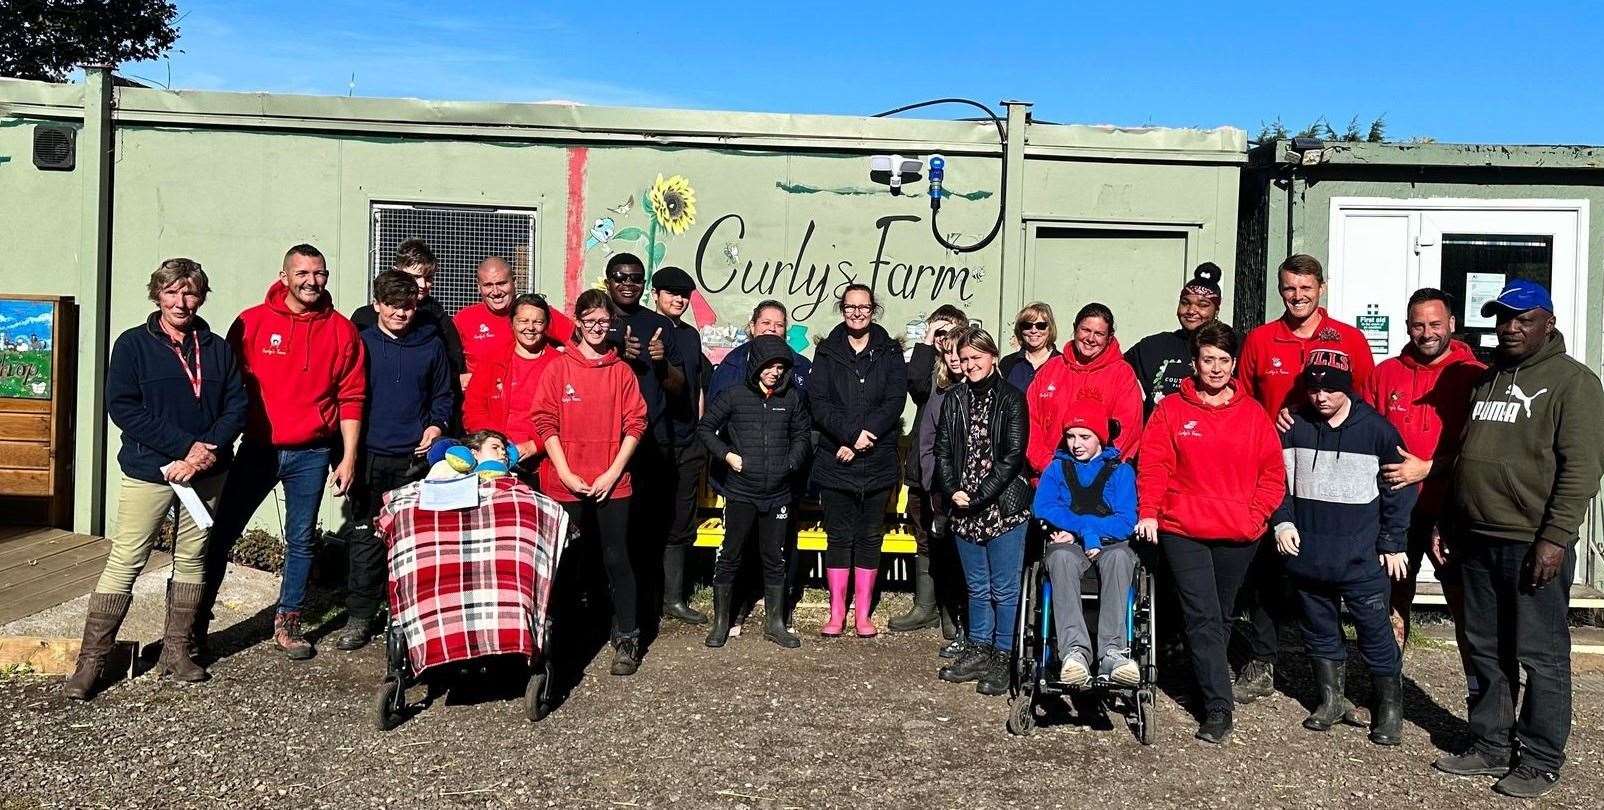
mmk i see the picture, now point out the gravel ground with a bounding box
[2,608,1601,809]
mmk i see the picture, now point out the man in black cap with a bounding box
[1433,279,1604,798]
[649,265,710,624]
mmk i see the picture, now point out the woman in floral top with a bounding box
[932,327,1033,697]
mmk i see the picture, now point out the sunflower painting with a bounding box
[600,173,699,282]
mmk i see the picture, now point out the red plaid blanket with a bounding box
[375,476,569,674]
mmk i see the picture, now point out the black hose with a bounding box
[870,98,1007,253]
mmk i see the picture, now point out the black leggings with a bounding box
[715,500,789,587]
[819,486,891,570]
[561,497,637,637]
[1160,533,1259,715]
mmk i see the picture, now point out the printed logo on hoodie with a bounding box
[562,383,581,403]
[1180,419,1201,437]
[1473,383,1550,423]
[265,333,286,355]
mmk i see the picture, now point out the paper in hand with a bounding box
[159,463,215,529]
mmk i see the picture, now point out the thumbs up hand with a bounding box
[647,327,666,362]
[623,324,642,361]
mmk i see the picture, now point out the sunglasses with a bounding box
[1018,320,1050,332]
[609,272,645,284]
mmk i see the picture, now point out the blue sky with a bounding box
[119,0,1604,144]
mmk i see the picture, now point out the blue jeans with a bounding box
[953,522,1027,652]
[203,443,332,616]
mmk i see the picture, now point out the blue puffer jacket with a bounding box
[1031,447,1137,552]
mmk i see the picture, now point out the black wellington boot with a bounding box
[705,585,733,648]
[762,585,800,649]
[1369,673,1404,746]
[662,545,707,625]
[1303,658,1362,731]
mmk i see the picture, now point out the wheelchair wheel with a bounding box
[525,660,553,722]
[1135,686,1157,746]
[374,676,405,732]
[1006,693,1037,736]
[1010,561,1042,696]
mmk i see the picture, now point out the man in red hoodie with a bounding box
[453,256,575,389]
[1230,253,1376,703]
[1363,288,1485,658]
[1024,303,1145,475]
[199,244,367,660]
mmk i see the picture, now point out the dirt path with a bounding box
[2,618,1600,809]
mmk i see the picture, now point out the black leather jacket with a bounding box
[934,372,1033,517]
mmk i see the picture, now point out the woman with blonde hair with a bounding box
[1001,302,1060,390]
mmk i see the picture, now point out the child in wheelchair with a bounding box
[1031,403,1140,687]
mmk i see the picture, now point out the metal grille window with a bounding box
[369,202,538,315]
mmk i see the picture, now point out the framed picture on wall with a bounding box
[0,298,58,399]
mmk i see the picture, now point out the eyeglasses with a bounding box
[579,317,613,331]
[1019,321,1050,332]
[843,304,873,314]
[608,272,645,284]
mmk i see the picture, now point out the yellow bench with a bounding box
[692,484,918,555]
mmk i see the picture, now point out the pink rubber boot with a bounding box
[853,567,879,638]
[821,568,849,637]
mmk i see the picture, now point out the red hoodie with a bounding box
[462,342,565,446]
[228,281,366,447]
[528,346,648,502]
[454,302,576,376]
[1137,378,1285,543]
[1362,339,1486,517]
[1024,337,1145,473]
[1236,308,1376,415]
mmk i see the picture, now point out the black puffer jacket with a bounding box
[808,322,909,492]
[934,371,1033,518]
[699,336,812,510]
[903,342,939,486]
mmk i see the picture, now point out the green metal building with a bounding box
[0,73,1245,541]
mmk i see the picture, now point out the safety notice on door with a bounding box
[1356,314,1389,356]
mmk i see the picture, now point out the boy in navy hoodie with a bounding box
[1031,402,1139,687]
[1273,349,1417,745]
[339,270,455,650]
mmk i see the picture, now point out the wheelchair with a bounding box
[1006,527,1159,744]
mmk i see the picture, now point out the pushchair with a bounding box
[1006,527,1159,743]
[371,474,569,731]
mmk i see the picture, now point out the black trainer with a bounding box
[1493,765,1561,799]
[1433,749,1513,777]
[975,650,1010,696]
[939,634,968,659]
[938,643,992,683]
[335,616,374,651]
[1195,709,1233,744]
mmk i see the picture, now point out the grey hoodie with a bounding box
[1450,331,1604,546]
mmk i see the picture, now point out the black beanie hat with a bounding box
[1302,348,1354,393]
[1181,262,1224,303]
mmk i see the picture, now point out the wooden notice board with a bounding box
[0,296,77,528]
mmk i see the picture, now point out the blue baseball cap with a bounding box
[1481,278,1553,318]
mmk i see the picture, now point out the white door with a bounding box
[1329,199,1589,366]
[1328,199,1591,585]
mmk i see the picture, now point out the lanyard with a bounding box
[168,338,203,399]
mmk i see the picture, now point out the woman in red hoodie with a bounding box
[463,293,564,464]
[1135,320,1285,745]
[1025,303,1145,474]
[529,289,648,677]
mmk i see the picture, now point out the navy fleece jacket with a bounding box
[359,320,454,456]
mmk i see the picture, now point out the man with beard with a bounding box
[1361,289,1484,660]
[200,244,366,660]
[1433,279,1603,798]
[1231,254,1374,704]
[1125,261,1224,416]
[603,254,700,625]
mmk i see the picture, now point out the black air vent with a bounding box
[33,125,76,171]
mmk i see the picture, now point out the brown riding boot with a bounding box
[157,582,210,682]
[63,592,133,701]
